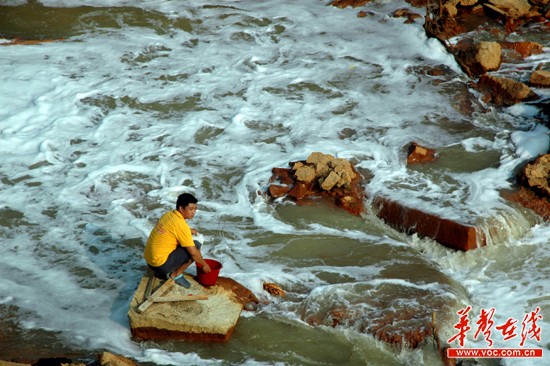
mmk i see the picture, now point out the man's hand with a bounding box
[191,228,198,235]
[186,245,211,273]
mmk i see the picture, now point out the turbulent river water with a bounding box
[0,1,549,365]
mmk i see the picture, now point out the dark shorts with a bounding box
[148,241,202,279]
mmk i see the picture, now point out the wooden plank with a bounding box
[152,294,209,303]
[143,270,156,302]
[136,278,175,314]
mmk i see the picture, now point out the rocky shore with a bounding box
[265,1,549,364]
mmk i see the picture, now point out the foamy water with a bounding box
[0,0,549,365]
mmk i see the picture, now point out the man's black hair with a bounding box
[176,193,198,209]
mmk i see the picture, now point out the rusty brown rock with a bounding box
[455,41,502,75]
[477,75,538,106]
[530,70,550,87]
[307,306,433,348]
[501,41,543,58]
[393,8,422,22]
[443,2,458,17]
[505,187,550,221]
[330,0,371,8]
[98,352,136,366]
[268,184,291,199]
[372,196,483,251]
[459,0,478,5]
[263,282,286,297]
[215,277,260,308]
[518,154,550,197]
[407,142,437,164]
[287,181,312,200]
[485,0,533,19]
[269,167,294,185]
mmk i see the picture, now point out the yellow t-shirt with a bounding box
[144,210,194,267]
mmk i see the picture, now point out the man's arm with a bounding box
[186,245,211,273]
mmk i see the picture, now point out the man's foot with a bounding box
[170,273,191,288]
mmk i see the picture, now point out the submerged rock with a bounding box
[299,278,463,351]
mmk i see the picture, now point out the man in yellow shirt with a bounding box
[144,193,211,288]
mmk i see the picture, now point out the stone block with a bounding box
[373,196,482,251]
[128,274,244,342]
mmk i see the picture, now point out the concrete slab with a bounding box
[128,273,243,341]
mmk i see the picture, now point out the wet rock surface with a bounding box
[373,196,483,251]
[406,142,438,164]
[421,0,548,111]
[2,0,549,364]
[128,273,255,342]
[267,152,366,216]
[508,154,550,219]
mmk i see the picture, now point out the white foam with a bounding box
[0,0,548,364]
